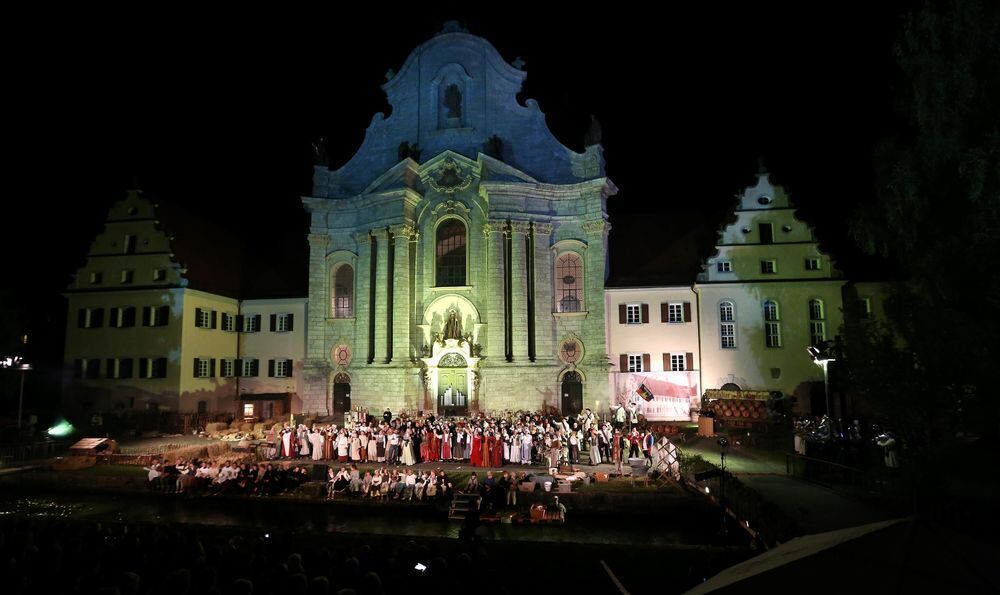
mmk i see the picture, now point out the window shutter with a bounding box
[124,307,136,327]
[254,315,261,331]
[660,303,668,323]
[286,314,294,332]
[268,359,275,377]
[106,358,115,378]
[269,314,277,332]
[210,310,218,329]
[642,353,650,371]
[619,354,628,371]
[78,309,86,328]
[663,353,669,371]
[74,359,83,378]
[195,308,203,327]
[92,308,104,327]
[193,358,200,378]
[251,359,259,377]
[235,358,243,376]
[683,302,692,322]
[285,359,294,377]
[235,314,244,332]
[121,358,133,379]
[640,304,649,323]
[139,358,148,378]
[209,358,216,377]
[156,358,167,378]
[142,306,151,326]
[686,352,694,370]
[159,305,170,326]
[110,308,120,328]
[618,304,626,324]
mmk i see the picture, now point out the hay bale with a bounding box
[253,423,266,434]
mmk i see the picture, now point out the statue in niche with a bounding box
[444,310,463,340]
[444,84,462,118]
[311,136,329,166]
[584,114,602,147]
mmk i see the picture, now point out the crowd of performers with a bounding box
[265,407,661,469]
[144,459,313,495]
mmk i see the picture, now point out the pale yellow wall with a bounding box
[238,298,307,412]
[178,290,240,413]
[604,287,701,372]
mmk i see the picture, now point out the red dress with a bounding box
[429,433,440,462]
[420,431,430,462]
[470,435,483,467]
[491,436,503,467]
[441,434,452,460]
[485,435,496,468]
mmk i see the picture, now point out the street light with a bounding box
[17,361,32,430]
[807,344,836,417]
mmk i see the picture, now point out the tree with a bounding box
[846,0,1000,441]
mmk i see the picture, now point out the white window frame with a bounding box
[244,314,259,333]
[721,323,736,349]
[153,268,166,281]
[716,260,732,273]
[555,251,585,313]
[82,308,101,329]
[221,359,235,378]
[667,303,683,324]
[123,234,136,254]
[221,313,236,332]
[275,313,291,333]
[859,297,872,319]
[810,321,826,346]
[273,359,289,378]
[243,403,255,417]
[89,272,102,285]
[196,308,213,329]
[241,358,258,377]
[760,260,777,274]
[627,354,643,373]
[805,258,821,271]
[765,322,782,348]
[808,299,825,321]
[626,304,641,325]
[120,269,134,284]
[670,353,686,371]
[196,357,211,378]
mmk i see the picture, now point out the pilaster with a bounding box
[354,230,373,364]
[582,218,611,368]
[390,224,417,363]
[510,220,531,361]
[532,222,555,362]
[485,220,507,363]
[372,228,390,363]
[306,233,331,363]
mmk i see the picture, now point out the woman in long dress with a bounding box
[420,428,431,462]
[323,428,334,460]
[402,433,416,466]
[441,428,452,460]
[430,428,441,463]
[589,431,601,465]
[520,432,533,465]
[463,428,472,460]
[350,433,361,462]
[376,431,386,463]
[470,430,483,467]
[508,431,521,465]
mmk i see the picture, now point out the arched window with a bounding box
[555,252,584,312]
[436,219,467,286]
[763,299,781,348]
[808,299,825,345]
[719,300,736,349]
[330,263,354,318]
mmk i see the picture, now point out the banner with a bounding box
[612,371,699,421]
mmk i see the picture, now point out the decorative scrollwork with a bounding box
[439,353,468,368]
[427,158,473,193]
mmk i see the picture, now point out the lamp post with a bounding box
[807,345,836,417]
[17,363,32,429]
[717,436,729,536]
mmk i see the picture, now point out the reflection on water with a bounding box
[0,494,725,547]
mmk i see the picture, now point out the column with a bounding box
[390,224,416,363]
[485,220,507,362]
[581,218,611,369]
[510,220,531,362]
[371,228,390,363]
[305,233,331,363]
[532,222,555,362]
[353,231,373,364]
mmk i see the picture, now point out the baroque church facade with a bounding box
[300,26,617,417]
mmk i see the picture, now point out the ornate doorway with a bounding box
[437,352,469,416]
[561,371,583,416]
[333,373,351,415]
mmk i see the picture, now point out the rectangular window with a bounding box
[139,357,168,379]
[810,321,826,346]
[241,358,259,377]
[759,223,774,244]
[74,358,102,379]
[271,359,289,378]
[153,268,167,281]
[243,314,260,333]
[765,322,782,348]
[109,307,136,328]
[243,403,255,417]
[626,304,641,324]
[120,269,134,284]
[627,354,643,372]
[106,358,134,379]
[89,272,102,285]
[716,261,732,273]
[859,298,872,319]
[271,313,294,333]
[195,357,211,378]
[78,307,104,329]
[805,258,821,271]
[760,260,777,274]
[142,305,170,327]
[667,303,683,324]
[221,313,236,332]
[194,308,216,329]
[670,353,686,371]
[221,359,235,378]
[123,234,136,254]
[721,323,736,349]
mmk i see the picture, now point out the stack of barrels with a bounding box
[708,399,768,420]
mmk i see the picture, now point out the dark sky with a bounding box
[5,4,906,361]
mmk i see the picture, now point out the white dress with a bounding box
[401,439,416,466]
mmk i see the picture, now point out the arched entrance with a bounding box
[437,352,469,416]
[561,371,583,416]
[333,373,351,415]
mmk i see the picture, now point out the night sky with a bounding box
[5,5,905,362]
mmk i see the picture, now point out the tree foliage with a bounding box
[846,0,1000,439]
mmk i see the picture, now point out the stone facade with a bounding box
[302,27,617,416]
